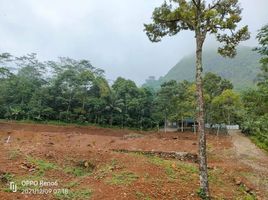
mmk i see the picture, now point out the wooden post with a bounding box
[6,136,11,144]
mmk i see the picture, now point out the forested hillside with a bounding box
[144,46,260,91]
[0,53,240,130]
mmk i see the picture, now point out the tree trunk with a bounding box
[196,34,210,198]
[164,113,167,133]
[227,109,231,125]
[110,113,113,126]
[67,94,72,113]
[181,116,184,132]
[82,98,85,110]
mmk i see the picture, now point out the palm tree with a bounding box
[105,91,124,126]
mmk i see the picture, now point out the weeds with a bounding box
[208,168,224,185]
[106,171,139,185]
[236,184,257,200]
[65,181,81,189]
[64,166,92,177]
[8,149,21,160]
[63,160,95,177]
[147,155,198,181]
[54,189,92,200]
[27,156,58,176]
[0,172,14,184]
[94,159,120,179]
[197,188,209,200]
[135,191,151,200]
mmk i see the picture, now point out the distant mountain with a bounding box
[143,46,261,91]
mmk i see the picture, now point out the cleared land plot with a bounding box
[0,122,267,199]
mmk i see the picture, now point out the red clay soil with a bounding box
[0,122,267,200]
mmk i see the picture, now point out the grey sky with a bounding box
[0,0,267,85]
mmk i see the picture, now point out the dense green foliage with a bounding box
[0,54,157,130]
[0,53,241,130]
[143,46,261,91]
[241,24,268,151]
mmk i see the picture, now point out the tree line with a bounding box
[0,52,253,130]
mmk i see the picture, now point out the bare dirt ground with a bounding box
[229,130,268,197]
[0,122,267,200]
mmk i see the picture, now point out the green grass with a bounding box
[54,189,92,200]
[63,166,93,177]
[0,119,150,131]
[147,155,198,181]
[147,156,177,180]
[27,156,58,176]
[27,156,94,177]
[236,184,257,200]
[106,171,139,186]
[250,135,268,153]
[208,168,224,186]
[94,159,119,180]
[65,181,81,189]
[63,160,95,177]
[0,172,14,184]
[176,161,198,174]
[8,149,21,160]
[196,188,210,200]
[135,191,151,200]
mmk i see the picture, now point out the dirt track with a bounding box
[0,122,267,199]
[230,130,268,197]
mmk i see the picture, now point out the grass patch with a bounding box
[208,168,224,185]
[65,181,81,189]
[27,156,58,176]
[63,160,95,177]
[63,166,92,177]
[250,135,268,153]
[176,161,198,174]
[147,156,166,165]
[135,191,151,200]
[0,172,14,184]
[147,156,176,180]
[0,119,150,131]
[27,156,94,177]
[147,155,198,181]
[106,171,139,186]
[94,159,120,180]
[196,188,209,200]
[236,184,257,200]
[8,149,21,160]
[54,189,92,200]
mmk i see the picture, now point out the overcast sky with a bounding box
[0,0,267,85]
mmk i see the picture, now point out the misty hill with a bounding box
[144,46,261,91]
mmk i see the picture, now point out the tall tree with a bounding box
[212,89,242,125]
[254,24,268,87]
[144,0,249,197]
[203,72,233,124]
[156,80,179,132]
[241,24,268,149]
